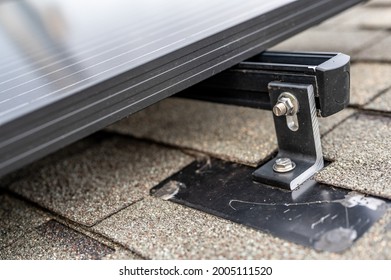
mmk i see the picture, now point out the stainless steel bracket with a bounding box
[252,82,324,190]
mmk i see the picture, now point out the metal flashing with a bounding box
[152,159,388,252]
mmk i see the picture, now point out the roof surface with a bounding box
[1,0,391,259]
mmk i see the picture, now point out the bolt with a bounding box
[272,93,298,117]
[273,157,296,173]
[272,102,287,116]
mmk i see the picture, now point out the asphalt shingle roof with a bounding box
[1,1,391,260]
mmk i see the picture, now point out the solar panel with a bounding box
[0,0,363,176]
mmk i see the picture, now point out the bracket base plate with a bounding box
[151,159,388,253]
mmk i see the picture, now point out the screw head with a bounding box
[273,157,296,173]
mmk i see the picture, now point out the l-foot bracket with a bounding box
[252,82,323,190]
[178,51,350,190]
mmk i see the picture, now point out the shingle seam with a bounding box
[51,218,147,260]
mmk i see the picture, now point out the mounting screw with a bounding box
[273,157,296,173]
[272,93,299,117]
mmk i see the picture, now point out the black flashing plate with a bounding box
[151,159,388,252]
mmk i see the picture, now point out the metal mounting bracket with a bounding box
[177,51,350,190]
[252,82,323,190]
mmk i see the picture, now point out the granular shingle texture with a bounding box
[6,136,193,226]
[0,194,49,250]
[1,220,114,260]
[108,98,277,166]
[0,134,105,187]
[108,99,354,167]
[271,30,385,56]
[93,196,314,260]
[318,6,391,31]
[356,36,391,62]
[350,63,391,105]
[319,108,356,135]
[314,6,366,30]
[365,88,391,112]
[316,113,391,199]
[103,249,143,260]
[93,196,391,260]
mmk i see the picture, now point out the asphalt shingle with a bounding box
[314,6,367,30]
[316,113,391,199]
[319,109,356,135]
[93,196,311,260]
[318,6,391,31]
[93,196,391,259]
[0,194,49,250]
[350,63,391,106]
[358,9,391,30]
[1,220,114,260]
[356,36,391,62]
[6,136,193,226]
[103,249,143,260]
[108,98,354,167]
[365,88,391,112]
[108,98,276,167]
[0,134,105,187]
[271,30,385,56]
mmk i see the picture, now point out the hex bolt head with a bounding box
[273,157,296,173]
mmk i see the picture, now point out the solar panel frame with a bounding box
[0,0,364,176]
